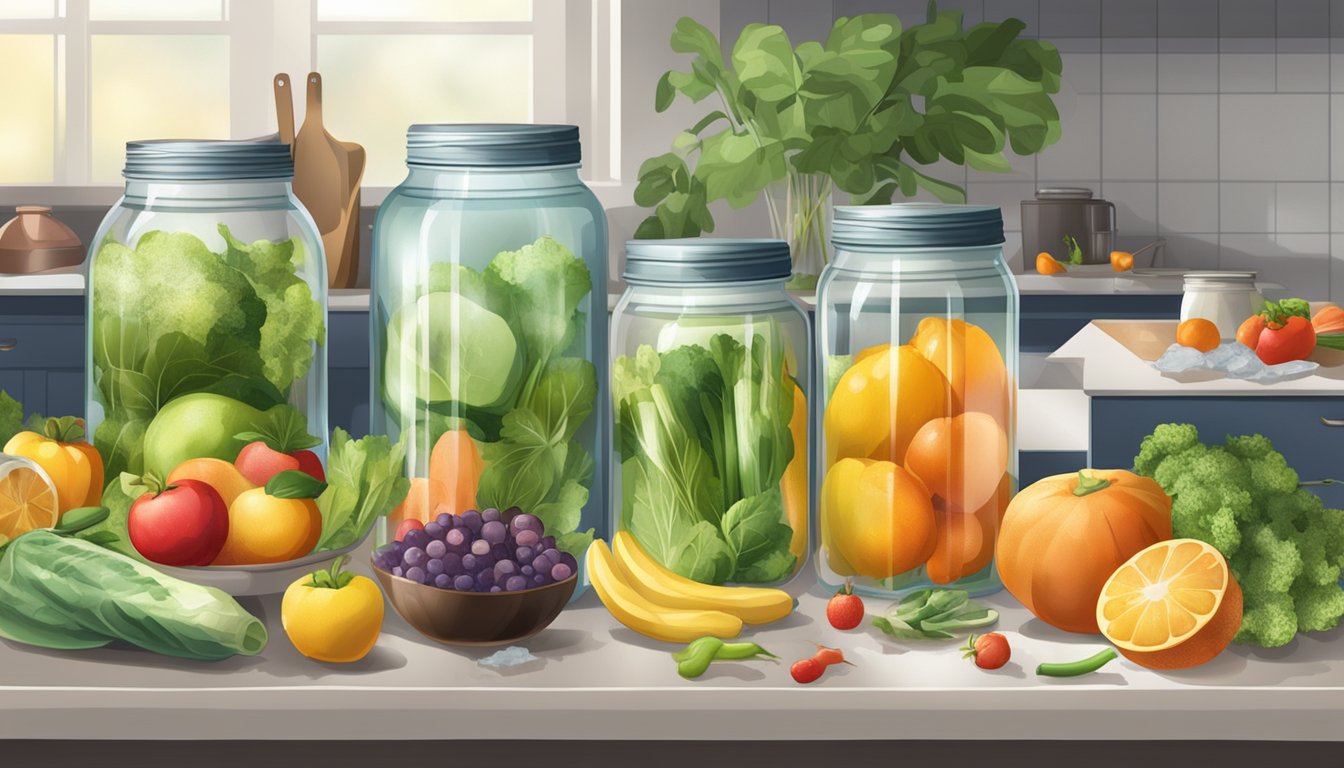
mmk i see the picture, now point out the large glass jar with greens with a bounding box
[610,239,810,586]
[86,139,328,496]
[371,125,608,590]
[816,204,1016,598]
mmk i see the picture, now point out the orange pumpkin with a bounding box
[996,469,1172,634]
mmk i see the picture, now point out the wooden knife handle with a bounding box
[273,73,295,146]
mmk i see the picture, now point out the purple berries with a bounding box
[374,508,577,593]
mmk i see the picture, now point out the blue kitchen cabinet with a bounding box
[0,297,85,419]
[1090,396,1344,509]
[327,310,370,437]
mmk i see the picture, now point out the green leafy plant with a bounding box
[636,2,1062,281]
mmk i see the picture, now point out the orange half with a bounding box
[0,456,59,540]
[1097,538,1242,670]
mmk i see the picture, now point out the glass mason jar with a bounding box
[610,239,811,586]
[816,204,1017,598]
[86,139,328,493]
[370,124,608,592]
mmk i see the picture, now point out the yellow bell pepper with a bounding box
[3,416,104,512]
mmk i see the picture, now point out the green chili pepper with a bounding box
[672,637,778,679]
[1036,647,1118,677]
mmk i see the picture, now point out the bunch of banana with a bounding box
[586,532,795,643]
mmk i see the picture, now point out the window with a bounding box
[0,0,619,189]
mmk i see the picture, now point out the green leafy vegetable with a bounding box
[315,428,412,551]
[635,6,1063,276]
[1132,423,1344,648]
[393,236,598,557]
[1064,234,1083,265]
[0,530,266,660]
[872,588,1000,639]
[614,332,800,585]
[89,226,323,483]
[0,390,23,446]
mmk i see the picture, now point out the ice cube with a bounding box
[1153,343,1208,373]
[1223,347,1269,379]
[1246,359,1319,383]
[478,646,538,669]
[1201,343,1242,372]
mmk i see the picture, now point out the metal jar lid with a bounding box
[831,203,1004,249]
[1182,271,1258,288]
[1033,187,1095,201]
[123,139,294,180]
[624,238,792,284]
[406,124,581,168]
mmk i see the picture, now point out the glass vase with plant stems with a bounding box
[632,2,1063,285]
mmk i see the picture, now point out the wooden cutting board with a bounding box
[290,72,363,288]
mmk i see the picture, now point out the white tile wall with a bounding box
[1157,95,1218,179]
[1101,95,1157,180]
[1221,183,1277,233]
[1276,183,1331,232]
[1158,182,1218,232]
[1220,95,1329,181]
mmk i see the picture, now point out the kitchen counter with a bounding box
[1049,321,1344,396]
[2,551,1342,743]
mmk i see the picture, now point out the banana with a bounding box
[611,531,794,625]
[586,538,743,643]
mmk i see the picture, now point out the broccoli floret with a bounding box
[1236,591,1298,647]
[1169,482,1243,556]
[1133,423,1344,648]
[1290,582,1344,633]
[1133,422,1203,477]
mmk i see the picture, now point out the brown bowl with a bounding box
[371,558,577,647]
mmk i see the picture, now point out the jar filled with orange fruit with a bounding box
[816,204,1017,598]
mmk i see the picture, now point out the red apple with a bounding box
[235,441,301,486]
[128,479,229,566]
[292,449,326,482]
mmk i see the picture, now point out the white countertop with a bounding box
[1049,321,1344,396]
[1,549,1341,742]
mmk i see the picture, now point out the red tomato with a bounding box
[826,581,865,630]
[962,632,1011,670]
[127,479,229,566]
[1255,315,1316,365]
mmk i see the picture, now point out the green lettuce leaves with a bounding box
[89,226,324,482]
[387,236,599,556]
[614,333,799,585]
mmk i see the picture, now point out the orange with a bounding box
[0,455,59,540]
[925,474,1010,585]
[903,412,1009,512]
[1097,538,1242,670]
[390,476,450,525]
[213,487,321,565]
[1110,250,1135,272]
[908,317,1009,428]
[428,429,484,517]
[167,457,255,508]
[1176,318,1220,353]
[1036,252,1067,275]
[821,458,937,580]
[824,344,950,466]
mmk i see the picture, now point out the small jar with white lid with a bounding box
[1179,272,1265,339]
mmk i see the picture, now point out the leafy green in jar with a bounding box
[382,236,599,557]
[90,226,325,483]
[613,332,800,585]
